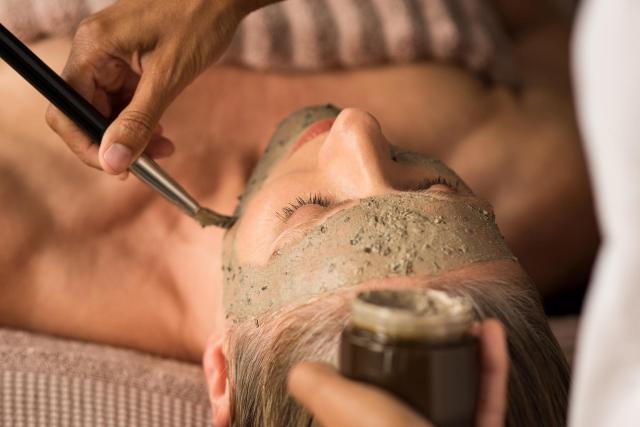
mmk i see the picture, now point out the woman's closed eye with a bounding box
[276,194,333,222]
[275,176,458,223]
[411,176,458,193]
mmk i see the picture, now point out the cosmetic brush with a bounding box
[0,23,235,229]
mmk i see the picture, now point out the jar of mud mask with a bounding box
[339,289,479,427]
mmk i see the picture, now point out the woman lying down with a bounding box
[0,2,577,424]
[0,94,570,424]
[202,105,569,426]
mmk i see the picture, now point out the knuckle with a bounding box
[118,110,155,138]
[68,16,115,73]
[75,16,109,43]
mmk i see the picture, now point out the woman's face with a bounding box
[223,106,514,322]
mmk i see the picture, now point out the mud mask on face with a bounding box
[233,104,341,217]
[223,193,514,323]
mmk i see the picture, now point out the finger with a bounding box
[476,319,509,427]
[145,136,175,159]
[288,362,432,427]
[45,104,101,169]
[99,67,172,174]
[45,48,104,168]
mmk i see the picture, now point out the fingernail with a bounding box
[103,143,132,173]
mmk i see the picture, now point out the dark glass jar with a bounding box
[339,289,479,427]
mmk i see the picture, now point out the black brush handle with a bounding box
[0,23,108,143]
[0,23,237,228]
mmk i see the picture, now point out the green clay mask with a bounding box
[224,192,514,323]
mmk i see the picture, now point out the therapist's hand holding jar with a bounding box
[45,0,278,175]
[288,320,509,427]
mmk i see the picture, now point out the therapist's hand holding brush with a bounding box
[45,0,278,176]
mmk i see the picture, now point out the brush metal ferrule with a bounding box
[130,155,200,217]
[130,155,235,228]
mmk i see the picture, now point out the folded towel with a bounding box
[0,0,515,82]
[0,0,112,41]
[0,328,211,427]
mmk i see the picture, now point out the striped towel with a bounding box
[0,0,516,81]
[0,0,113,41]
[0,328,211,427]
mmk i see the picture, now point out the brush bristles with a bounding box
[195,208,236,229]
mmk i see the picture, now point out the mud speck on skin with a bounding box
[406,261,414,275]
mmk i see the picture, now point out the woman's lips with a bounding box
[289,118,335,156]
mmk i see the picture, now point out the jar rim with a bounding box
[350,289,475,341]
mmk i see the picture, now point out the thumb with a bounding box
[99,72,169,174]
[289,362,433,427]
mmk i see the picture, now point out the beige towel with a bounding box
[0,0,516,83]
[0,0,112,40]
[0,328,211,427]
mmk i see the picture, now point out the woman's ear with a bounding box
[203,335,230,427]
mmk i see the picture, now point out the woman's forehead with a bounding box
[223,193,513,323]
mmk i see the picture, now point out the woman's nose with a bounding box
[318,108,393,197]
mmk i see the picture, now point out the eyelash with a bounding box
[276,177,455,222]
[412,176,458,192]
[277,193,332,222]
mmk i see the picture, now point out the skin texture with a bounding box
[223,106,515,321]
[0,9,595,361]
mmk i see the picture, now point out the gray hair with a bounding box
[226,276,569,427]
